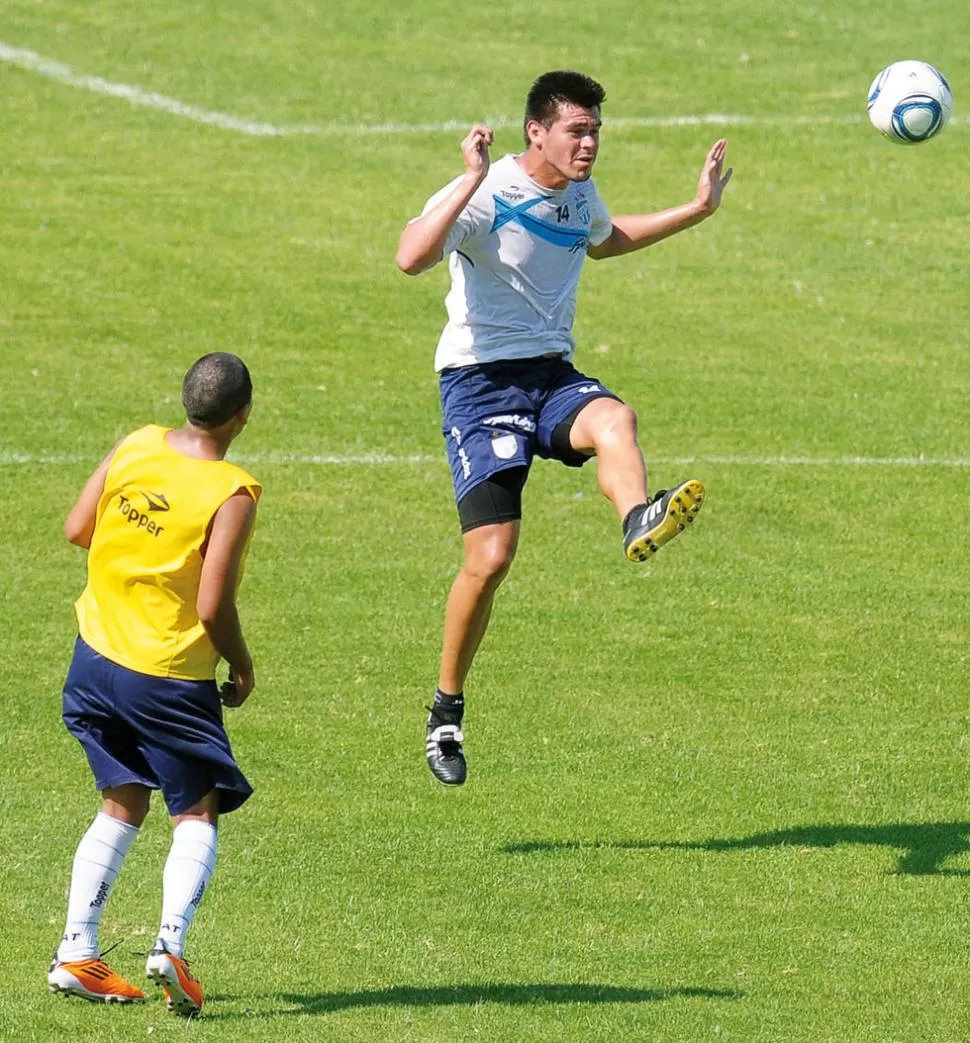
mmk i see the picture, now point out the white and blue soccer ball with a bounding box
[867,60,953,144]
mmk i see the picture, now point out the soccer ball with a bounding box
[867,60,953,143]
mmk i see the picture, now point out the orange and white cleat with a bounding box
[145,942,204,1016]
[48,955,146,1004]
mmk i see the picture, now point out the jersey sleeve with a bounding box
[587,185,613,247]
[419,176,493,255]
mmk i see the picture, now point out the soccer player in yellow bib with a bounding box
[48,353,261,1017]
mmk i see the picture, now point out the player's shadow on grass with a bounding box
[276,982,741,1014]
[504,822,970,876]
[205,982,741,1020]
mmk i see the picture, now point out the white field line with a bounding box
[1,41,904,137]
[0,42,316,136]
[3,452,970,469]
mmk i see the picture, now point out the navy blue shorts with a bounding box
[62,637,252,816]
[439,357,620,505]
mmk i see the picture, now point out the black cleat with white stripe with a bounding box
[624,479,705,563]
[426,698,466,786]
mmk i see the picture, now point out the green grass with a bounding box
[2,2,970,1040]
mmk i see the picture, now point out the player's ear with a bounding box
[525,119,544,147]
[235,402,252,430]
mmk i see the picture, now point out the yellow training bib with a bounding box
[75,425,261,679]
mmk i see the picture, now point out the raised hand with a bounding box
[695,138,733,214]
[461,124,494,181]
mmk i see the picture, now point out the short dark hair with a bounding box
[523,70,606,146]
[181,353,252,429]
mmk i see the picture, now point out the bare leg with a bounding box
[567,396,703,561]
[102,782,152,827]
[567,398,648,519]
[438,521,519,694]
[172,789,219,829]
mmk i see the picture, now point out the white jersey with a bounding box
[421,154,613,371]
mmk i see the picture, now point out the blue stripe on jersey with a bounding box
[491,195,589,251]
[490,195,546,232]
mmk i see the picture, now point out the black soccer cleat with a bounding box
[624,479,705,563]
[426,705,467,786]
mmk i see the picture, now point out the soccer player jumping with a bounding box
[397,70,732,786]
[48,354,260,1016]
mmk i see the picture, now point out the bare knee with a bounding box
[572,399,639,454]
[101,783,151,827]
[596,402,638,446]
[172,789,219,828]
[462,524,518,587]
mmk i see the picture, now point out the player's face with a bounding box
[528,103,601,185]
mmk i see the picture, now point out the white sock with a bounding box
[57,812,140,962]
[154,820,218,957]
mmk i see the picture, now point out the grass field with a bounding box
[2,2,970,1040]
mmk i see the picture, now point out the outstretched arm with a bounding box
[588,139,733,260]
[64,446,118,548]
[197,489,258,707]
[395,124,493,275]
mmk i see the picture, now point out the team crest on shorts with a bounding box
[491,433,518,460]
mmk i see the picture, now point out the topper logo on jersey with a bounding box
[141,489,170,512]
[117,493,166,537]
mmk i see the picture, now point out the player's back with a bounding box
[75,425,260,681]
